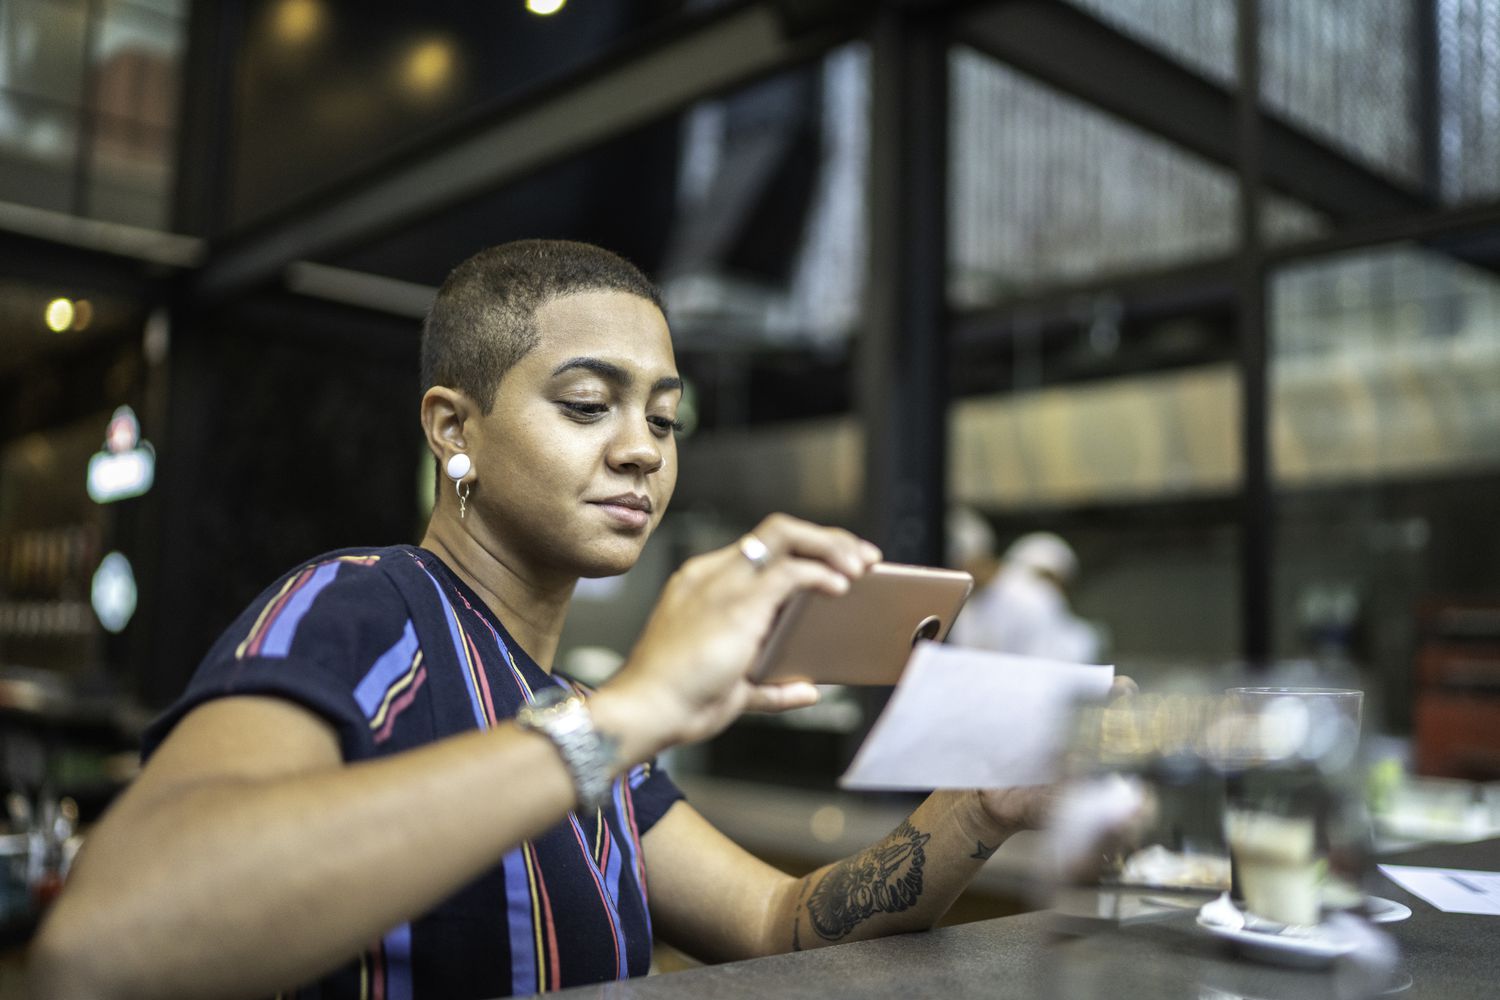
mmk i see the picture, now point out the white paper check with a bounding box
[1378,864,1500,915]
[839,642,1115,790]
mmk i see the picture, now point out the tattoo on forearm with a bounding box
[970,840,998,861]
[804,819,932,942]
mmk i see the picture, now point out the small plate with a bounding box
[1197,894,1361,968]
[1364,896,1412,924]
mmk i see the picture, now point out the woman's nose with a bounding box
[607,424,663,475]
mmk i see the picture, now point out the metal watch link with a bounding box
[515,685,619,812]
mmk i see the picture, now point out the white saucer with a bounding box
[1197,893,1362,968]
[1364,895,1412,924]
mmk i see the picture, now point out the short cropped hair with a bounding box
[420,239,664,412]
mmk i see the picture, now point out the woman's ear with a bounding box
[420,386,470,460]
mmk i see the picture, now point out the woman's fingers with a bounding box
[747,514,882,578]
[743,681,821,714]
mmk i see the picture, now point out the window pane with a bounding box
[0,0,88,107]
[1271,243,1500,729]
[1272,245,1500,485]
[0,91,78,211]
[90,0,182,130]
[949,48,1241,310]
[1437,0,1500,203]
[88,115,172,227]
[1261,0,1422,188]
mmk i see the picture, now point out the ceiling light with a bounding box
[272,0,325,45]
[400,38,455,99]
[45,297,74,333]
[527,0,566,15]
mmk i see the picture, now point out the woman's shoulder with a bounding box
[267,544,429,591]
[231,545,435,632]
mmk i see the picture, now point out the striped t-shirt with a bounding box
[143,545,683,999]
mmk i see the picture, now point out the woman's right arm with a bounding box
[27,689,658,1000]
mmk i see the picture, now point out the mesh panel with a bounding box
[949,49,1240,309]
[1437,0,1500,202]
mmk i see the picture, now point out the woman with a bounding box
[30,241,1055,999]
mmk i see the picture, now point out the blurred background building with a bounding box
[2,0,1500,951]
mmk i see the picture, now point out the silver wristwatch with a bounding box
[515,686,619,812]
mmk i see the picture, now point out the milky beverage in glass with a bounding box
[1222,687,1364,926]
[1225,808,1320,925]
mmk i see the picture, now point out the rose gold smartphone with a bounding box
[753,562,974,685]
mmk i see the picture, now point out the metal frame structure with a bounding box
[5,0,1500,672]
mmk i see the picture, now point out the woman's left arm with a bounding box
[641,786,1043,963]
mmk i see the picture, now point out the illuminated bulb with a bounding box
[272,0,324,45]
[401,38,455,98]
[45,298,74,333]
[526,0,566,15]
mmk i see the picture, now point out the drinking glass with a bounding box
[1221,687,1365,926]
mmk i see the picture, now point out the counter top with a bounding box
[548,836,1500,999]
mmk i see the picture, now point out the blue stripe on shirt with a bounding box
[383,922,413,1000]
[353,621,420,718]
[503,847,538,996]
[260,561,342,658]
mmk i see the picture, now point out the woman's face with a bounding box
[465,290,681,583]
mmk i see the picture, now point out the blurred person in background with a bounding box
[29,241,1126,1000]
[948,508,1103,664]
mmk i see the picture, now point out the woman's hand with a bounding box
[973,674,1141,836]
[595,514,881,755]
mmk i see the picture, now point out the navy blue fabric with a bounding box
[144,545,683,998]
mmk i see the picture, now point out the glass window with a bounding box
[1272,245,1500,485]
[1436,0,1500,203]
[90,1,183,130]
[87,120,173,228]
[949,48,1241,310]
[0,91,79,212]
[1271,243,1500,728]
[0,0,184,225]
[662,44,868,349]
[1261,0,1422,188]
[0,0,89,107]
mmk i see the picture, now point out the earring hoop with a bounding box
[455,480,471,519]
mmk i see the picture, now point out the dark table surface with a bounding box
[548,837,1500,999]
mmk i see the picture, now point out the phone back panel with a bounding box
[754,563,973,685]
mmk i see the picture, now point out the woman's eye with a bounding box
[560,401,608,419]
[648,415,684,435]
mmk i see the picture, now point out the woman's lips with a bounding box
[592,501,651,529]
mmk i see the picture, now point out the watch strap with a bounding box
[516,686,619,811]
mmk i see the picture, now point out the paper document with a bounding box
[1378,864,1500,915]
[840,642,1115,791]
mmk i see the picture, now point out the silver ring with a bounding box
[738,533,772,572]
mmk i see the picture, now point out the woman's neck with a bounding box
[419,516,574,671]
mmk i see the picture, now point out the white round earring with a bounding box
[446,453,472,519]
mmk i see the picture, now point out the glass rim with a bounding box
[1226,686,1363,697]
